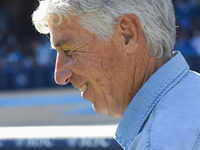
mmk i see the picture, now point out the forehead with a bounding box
[48,14,82,33]
[48,15,78,46]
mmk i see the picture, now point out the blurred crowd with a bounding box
[0,0,200,90]
[0,1,56,75]
[0,34,56,74]
[174,0,200,57]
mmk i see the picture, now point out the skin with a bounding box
[48,14,167,118]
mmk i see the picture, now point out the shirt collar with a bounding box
[115,51,189,149]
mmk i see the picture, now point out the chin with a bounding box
[108,111,122,118]
[92,103,122,118]
[92,103,108,115]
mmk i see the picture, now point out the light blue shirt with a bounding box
[115,51,200,150]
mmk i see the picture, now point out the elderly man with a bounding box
[32,0,200,149]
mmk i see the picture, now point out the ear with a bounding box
[118,14,141,54]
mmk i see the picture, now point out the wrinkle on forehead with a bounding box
[48,15,82,45]
[48,16,72,37]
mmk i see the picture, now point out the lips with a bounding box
[79,82,89,92]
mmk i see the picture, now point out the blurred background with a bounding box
[0,0,199,149]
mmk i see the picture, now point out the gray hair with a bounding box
[32,0,176,58]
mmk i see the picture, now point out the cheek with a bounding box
[70,50,123,85]
[70,54,101,77]
[101,55,122,76]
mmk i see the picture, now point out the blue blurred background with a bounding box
[0,0,199,149]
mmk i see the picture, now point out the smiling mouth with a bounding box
[79,82,89,92]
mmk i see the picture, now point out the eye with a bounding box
[64,50,73,57]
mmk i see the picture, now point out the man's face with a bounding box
[48,16,133,117]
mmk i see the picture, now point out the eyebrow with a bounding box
[51,36,74,49]
[53,40,67,48]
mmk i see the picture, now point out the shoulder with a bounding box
[129,107,200,150]
[129,72,200,150]
[145,110,200,150]
[149,71,200,149]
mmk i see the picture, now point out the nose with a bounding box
[54,52,73,85]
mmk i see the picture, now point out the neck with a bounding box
[121,50,167,117]
[133,52,165,95]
